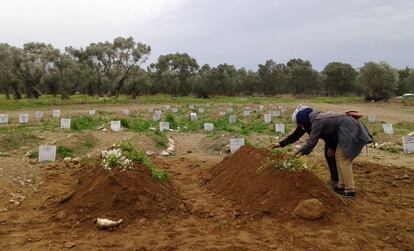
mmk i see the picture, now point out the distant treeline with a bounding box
[0,37,413,101]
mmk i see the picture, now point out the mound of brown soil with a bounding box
[58,162,186,224]
[208,145,344,219]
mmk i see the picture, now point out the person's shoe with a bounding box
[335,190,356,198]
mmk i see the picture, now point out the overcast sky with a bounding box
[0,0,413,70]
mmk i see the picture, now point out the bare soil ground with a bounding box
[1,102,414,250]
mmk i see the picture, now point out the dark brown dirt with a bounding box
[56,162,187,225]
[207,145,345,220]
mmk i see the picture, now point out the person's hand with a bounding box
[327,148,335,158]
[273,143,281,149]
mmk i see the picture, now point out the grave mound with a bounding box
[57,162,186,225]
[208,145,344,220]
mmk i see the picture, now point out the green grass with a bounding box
[0,131,38,151]
[57,145,74,158]
[0,94,365,111]
[147,131,169,149]
[71,115,105,131]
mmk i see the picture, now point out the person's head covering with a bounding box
[292,104,313,133]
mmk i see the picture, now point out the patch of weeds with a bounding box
[147,131,169,149]
[71,116,104,131]
[28,151,39,159]
[83,135,98,150]
[57,145,74,158]
[0,131,38,151]
[0,152,11,157]
[165,113,178,129]
[80,155,99,165]
[127,118,154,132]
[388,147,400,154]
[116,141,169,181]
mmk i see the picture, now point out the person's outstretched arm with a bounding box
[274,126,306,148]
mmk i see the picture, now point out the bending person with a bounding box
[274,105,373,198]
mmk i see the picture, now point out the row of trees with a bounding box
[1,37,413,100]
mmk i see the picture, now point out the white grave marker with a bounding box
[122,109,129,116]
[199,108,205,113]
[230,138,245,153]
[35,111,44,120]
[19,114,29,124]
[38,145,56,162]
[227,107,233,113]
[160,122,170,132]
[275,123,286,134]
[165,105,171,110]
[88,110,96,116]
[171,108,178,113]
[229,115,237,124]
[256,105,264,113]
[189,104,195,110]
[60,118,71,129]
[264,114,272,124]
[219,111,226,116]
[190,112,198,122]
[0,114,8,124]
[52,109,61,118]
[368,114,376,122]
[383,123,394,134]
[148,107,154,113]
[110,121,121,132]
[243,110,251,117]
[204,123,214,131]
[402,136,414,153]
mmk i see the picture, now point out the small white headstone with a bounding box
[227,107,233,113]
[190,113,198,122]
[0,114,8,124]
[264,114,272,124]
[199,108,205,113]
[219,111,226,116]
[38,145,56,162]
[153,113,161,121]
[60,118,71,129]
[165,105,171,110]
[171,108,178,113]
[122,109,129,116]
[52,109,61,118]
[35,111,44,119]
[243,110,251,117]
[110,121,121,132]
[88,110,96,116]
[189,104,195,110]
[368,115,376,122]
[154,110,162,115]
[148,107,154,113]
[204,123,214,131]
[230,138,245,153]
[19,114,29,124]
[402,136,414,153]
[256,105,264,113]
[383,123,394,134]
[275,123,286,134]
[160,122,170,132]
[229,115,237,124]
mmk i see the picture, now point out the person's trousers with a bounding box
[324,144,338,182]
[335,145,355,192]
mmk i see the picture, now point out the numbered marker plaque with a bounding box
[402,136,414,153]
[275,123,286,134]
[19,114,29,124]
[160,122,170,132]
[230,138,245,153]
[38,145,56,162]
[189,104,195,110]
[60,118,71,129]
[190,113,198,122]
[199,108,205,113]
[0,114,8,124]
[110,121,121,132]
[171,108,178,113]
[35,111,44,120]
[271,110,281,117]
[264,114,272,124]
[383,123,394,135]
[204,123,214,131]
[243,110,251,117]
[52,109,61,118]
[229,115,237,124]
[88,110,96,116]
[219,111,226,116]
